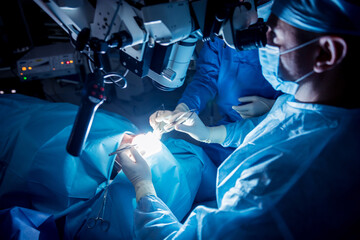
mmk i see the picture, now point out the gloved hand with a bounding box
[232,96,275,119]
[149,103,190,137]
[173,112,227,144]
[117,148,156,202]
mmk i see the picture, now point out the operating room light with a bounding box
[132,132,162,158]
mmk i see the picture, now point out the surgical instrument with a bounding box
[87,185,111,232]
[156,109,196,135]
[108,143,137,156]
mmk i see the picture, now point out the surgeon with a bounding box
[150,0,280,167]
[118,0,360,238]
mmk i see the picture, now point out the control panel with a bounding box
[17,43,81,81]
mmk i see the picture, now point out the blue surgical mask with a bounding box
[258,38,319,95]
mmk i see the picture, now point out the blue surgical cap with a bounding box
[271,0,360,36]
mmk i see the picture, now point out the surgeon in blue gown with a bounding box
[150,0,280,168]
[117,0,360,238]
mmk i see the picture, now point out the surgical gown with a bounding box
[178,37,281,166]
[179,37,280,123]
[134,94,360,239]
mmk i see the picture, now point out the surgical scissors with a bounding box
[87,185,111,232]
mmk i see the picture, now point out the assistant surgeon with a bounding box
[150,0,280,167]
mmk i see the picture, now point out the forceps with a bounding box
[87,186,111,232]
[156,109,196,135]
[108,143,137,156]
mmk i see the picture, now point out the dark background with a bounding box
[0,0,70,98]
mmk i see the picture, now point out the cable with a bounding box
[103,71,128,89]
[81,45,95,73]
[104,1,122,41]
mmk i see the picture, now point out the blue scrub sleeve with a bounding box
[222,95,290,148]
[134,195,280,239]
[134,196,183,239]
[222,116,264,148]
[178,39,222,113]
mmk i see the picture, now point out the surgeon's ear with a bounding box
[314,36,347,73]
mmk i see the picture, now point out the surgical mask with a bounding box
[258,38,319,95]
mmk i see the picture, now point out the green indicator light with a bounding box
[23,77,27,80]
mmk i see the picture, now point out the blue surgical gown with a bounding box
[133,94,360,239]
[178,37,281,166]
[179,37,280,123]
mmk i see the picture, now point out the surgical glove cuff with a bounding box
[204,125,227,144]
[259,98,275,110]
[134,180,156,202]
[175,103,190,113]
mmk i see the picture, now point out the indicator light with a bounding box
[22,67,26,71]
[28,67,32,70]
[23,77,27,80]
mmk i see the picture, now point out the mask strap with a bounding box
[280,37,319,55]
[295,70,314,83]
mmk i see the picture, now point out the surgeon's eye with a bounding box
[266,27,276,45]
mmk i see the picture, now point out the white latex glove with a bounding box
[173,112,227,144]
[117,148,156,201]
[232,96,275,119]
[149,103,190,137]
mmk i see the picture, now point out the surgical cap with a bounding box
[271,0,360,36]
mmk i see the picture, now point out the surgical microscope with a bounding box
[33,0,269,156]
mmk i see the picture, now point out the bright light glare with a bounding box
[132,132,162,158]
